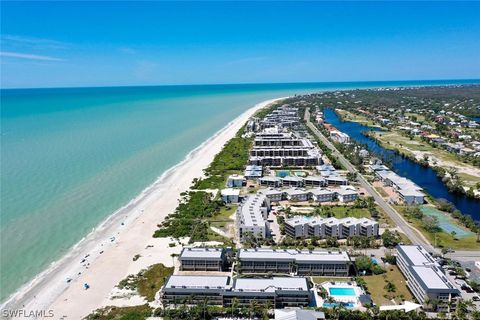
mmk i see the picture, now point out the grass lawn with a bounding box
[330,206,371,218]
[85,304,152,320]
[311,276,352,284]
[118,263,174,301]
[336,109,382,128]
[361,266,413,306]
[396,206,479,250]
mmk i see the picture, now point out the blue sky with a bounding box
[1,1,479,88]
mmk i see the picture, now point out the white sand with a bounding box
[1,97,286,319]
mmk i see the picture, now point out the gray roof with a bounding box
[275,309,326,320]
[397,245,459,293]
[164,275,229,289]
[233,277,308,292]
[238,248,350,263]
[179,247,225,261]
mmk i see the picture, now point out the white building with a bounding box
[226,174,245,188]
[283,188,310,202]
[375,170,425,205]
[221,188,240,203]
[285,216,379,239]
[330,130,350,144]
[258,188,283,202]
[259,176,282,188]
[303,175,327,187]
[335,188,359,203]
[236,194,271,241]
[396,245,460,312]
[309,188,335,202]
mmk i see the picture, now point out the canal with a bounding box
[323,108,480,222]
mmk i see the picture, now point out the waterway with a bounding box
[323,108,480,222]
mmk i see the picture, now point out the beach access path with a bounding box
[1,97,286,320]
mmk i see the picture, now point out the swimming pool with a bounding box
[329,287,356,296]
[323,302,355,308]
[276,170,290,178]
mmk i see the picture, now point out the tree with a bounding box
[421,215,440,233]
[382,229,401,248]
[355,255,373,275]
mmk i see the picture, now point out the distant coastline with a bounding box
[1,79,479,305]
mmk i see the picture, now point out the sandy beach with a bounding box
[1,97,286,320]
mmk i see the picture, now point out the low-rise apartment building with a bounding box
[179,247,228,272]
[285,216,379,239]
[161,275,312,308]
[238,248,351,276]
[396,245,460,312]
[236,194,271,241]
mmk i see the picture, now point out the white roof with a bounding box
[228,174,245,180]
[165,275,229,289]
[238,194,267,228]
[221,188,240,196]
[233,277,308,292]
[284,188,309,196]
[411,266,454,290]
[335,188,358,196]
[309,188,335,196]
[303,176,325,182]
[259,188,283,195]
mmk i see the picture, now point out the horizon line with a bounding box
[2,78,480,91]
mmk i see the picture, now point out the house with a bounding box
[226,174,245,188]
[221,188,240,203]
[283,188,310,202]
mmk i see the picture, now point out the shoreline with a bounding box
[0,96,287,319]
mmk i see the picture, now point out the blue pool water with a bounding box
[323,302,355,308]
[329,287,356,296]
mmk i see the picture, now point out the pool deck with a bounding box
[320,281,365,308]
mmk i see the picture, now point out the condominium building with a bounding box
[285,216,379,239]
[236,194,271,241]
[249,132,322,167]
[375,170,425,205]
[258,188,283,202]
[303,175,327,187]
[161,275,312,308]
[309,188,335,202]
[335,188,359,203]
[226,174,246,188]
[259,176,282,188]
[396,245,460,312]
[283,188,309,202]
[238,248,351,276]
[179,247,228,272]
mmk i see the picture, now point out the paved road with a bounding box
[304,108,436,253]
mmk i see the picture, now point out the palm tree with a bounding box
[231,297,239,317]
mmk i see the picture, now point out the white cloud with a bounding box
[0,51,64,61]
[1,35,70,50]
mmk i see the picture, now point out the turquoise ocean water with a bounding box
[0,80,477,301]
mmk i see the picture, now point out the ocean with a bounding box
[0,80,478,301]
